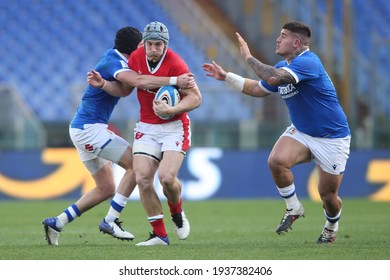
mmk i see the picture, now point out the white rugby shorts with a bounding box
[281,124,351,175]
[69,123,130,173]
[133,120,191,161]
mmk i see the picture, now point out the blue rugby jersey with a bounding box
[259,49,350,138]
[70,49,131,128]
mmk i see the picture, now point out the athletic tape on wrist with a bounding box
[169,76,178,86]
[100,79,106,89]
[225,72,244,92]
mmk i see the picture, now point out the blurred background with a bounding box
[1,0,389,151]
[1,0,390,201]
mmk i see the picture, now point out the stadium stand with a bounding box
[1,0,389,148]
[0,0,253,124]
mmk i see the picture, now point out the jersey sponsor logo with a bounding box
[135,132,144,140]
[279,84,298,99]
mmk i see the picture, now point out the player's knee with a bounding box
[267,153,285,172]
[97,183,116,199]
[135,173,154,193]
[105,187,116,198]
[319,191,337,206]
[158,173,175,188]
[135,176,150,189]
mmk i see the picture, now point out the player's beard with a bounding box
[146,46,166,62]
[147,52,162,62]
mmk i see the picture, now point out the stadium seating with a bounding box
[0,0,253,123]
[0,0,389,124]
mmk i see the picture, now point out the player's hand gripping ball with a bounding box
[154,85,181,120]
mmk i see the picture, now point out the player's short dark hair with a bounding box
[283,21,311,38]
[114,26,142,55]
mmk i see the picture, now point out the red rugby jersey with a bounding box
[129,47,190,124]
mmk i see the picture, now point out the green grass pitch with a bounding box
[0,199,389,260]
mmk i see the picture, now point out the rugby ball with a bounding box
[154,85,181,120]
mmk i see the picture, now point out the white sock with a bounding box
[277,183,301,210]
[324,208,342,231]
[325,221,339,232]
[105,193,128,223]
[56,213,67,229]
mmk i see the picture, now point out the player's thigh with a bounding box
[91,160,116,190]
[133,123,163,161]
[117,146,134,170]
[133,154,159,182]
[317,167,343,198]
[98,135,131,165]
[160,120,191,155]
[269,135,311,167]
[158,150,185,179]
[70,124,130,164]
[309,136,350,175]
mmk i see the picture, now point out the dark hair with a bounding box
[114,26,142,55]
[283,21,311,38]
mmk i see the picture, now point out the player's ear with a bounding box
[293,38,301,49]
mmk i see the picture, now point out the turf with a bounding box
[0,199,389,260]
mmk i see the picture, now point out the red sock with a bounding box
[168,199,183,215]
[150,218,167,237]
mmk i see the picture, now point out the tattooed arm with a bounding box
[235,32,295,86]
[246,57,295,86]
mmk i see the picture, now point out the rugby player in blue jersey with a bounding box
[42,26,194,245]
[203,21,351,244]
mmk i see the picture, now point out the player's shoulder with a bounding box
[166,48,183,59]
[96,49,130,78]
[289,50,321,69]
[99,49,125,65]
[165,48,188,69]
[297,49,319,62]
[102,48,117,59]
[106,49,129,61]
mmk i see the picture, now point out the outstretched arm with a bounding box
[202,60,270,98]
[87,70,134,97]
[87,70,196,97]
[235,32,295,86]
[128,72,196,89]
